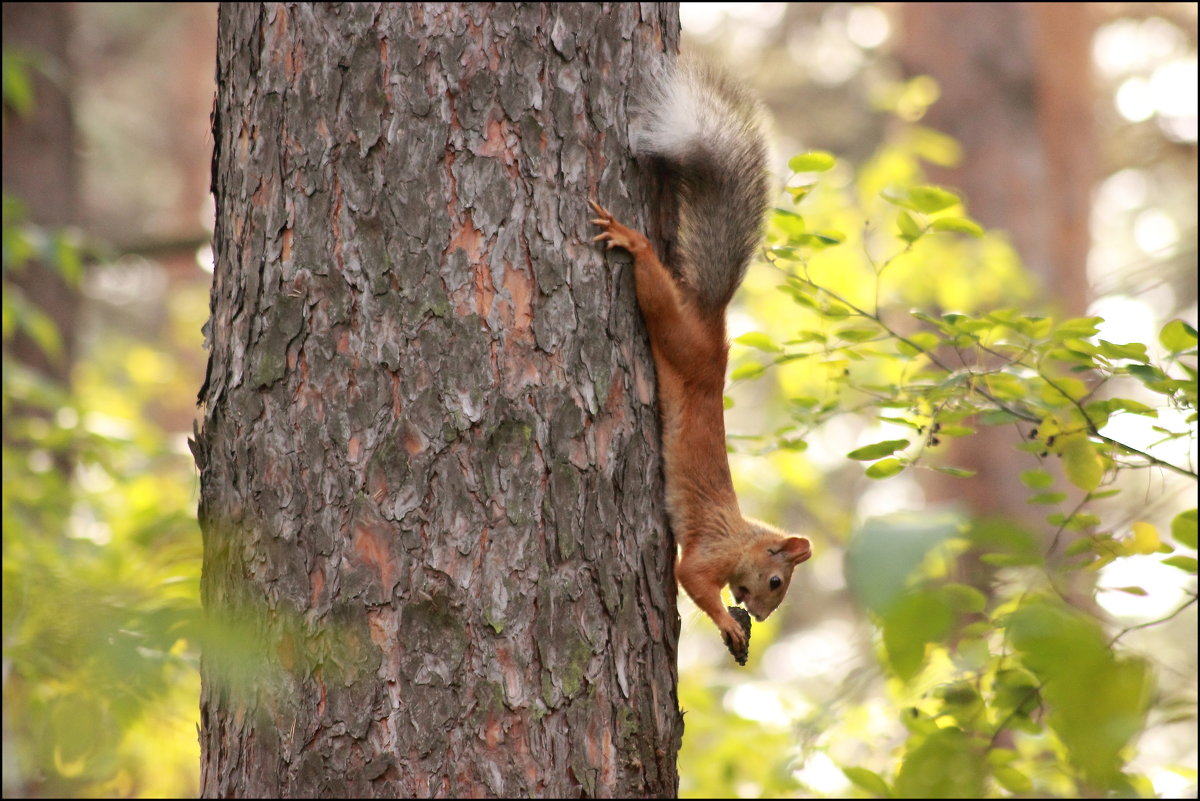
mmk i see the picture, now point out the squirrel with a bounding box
[590,58,811,658]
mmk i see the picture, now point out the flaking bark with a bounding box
[195,3,683,797]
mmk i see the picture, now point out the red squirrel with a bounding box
[591,59,811,658]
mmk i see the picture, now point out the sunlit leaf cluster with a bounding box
[686,101,1195,797]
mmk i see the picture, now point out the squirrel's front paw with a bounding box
[589,199,650,254]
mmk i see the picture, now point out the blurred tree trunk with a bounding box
[898,3,1096,518]
[196,4,682,797]
[1,7,79,795]
[1,2,79,399]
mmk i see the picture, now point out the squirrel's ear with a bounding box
[780,536,811,564]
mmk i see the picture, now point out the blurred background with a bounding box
[2,3,1195,797]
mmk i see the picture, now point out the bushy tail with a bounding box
[633,58,770,313]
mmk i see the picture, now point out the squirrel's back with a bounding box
[633,58,770,313]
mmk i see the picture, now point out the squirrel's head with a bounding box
[729,522,811,622]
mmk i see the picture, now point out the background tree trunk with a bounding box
[898,3,1093,317]
[196,4,682,796]
[2,3,79,402]
[897,3,1096,519]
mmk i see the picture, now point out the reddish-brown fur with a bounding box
[591,201,811,653]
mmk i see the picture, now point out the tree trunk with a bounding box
[898,3,1093,317]
[1,3,79,397]
[196,3,682,797]
[897,3,1096,519]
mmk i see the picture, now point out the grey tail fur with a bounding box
[633,58,770,313]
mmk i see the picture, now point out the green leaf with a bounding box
[895,727,985,798]
[773,207,806,238]
[1161,555,1198,573]
[980,409,1023,425]
[836,326,880,342]
[1159,319,1198,352]
[911,310,945,329]
[1019,469,1054,489]
[1063,511,1102,531]
[847,439,910,460]
[1170,509,1197,549]
[1097,340,1149,363]
[936,425,973,438]
[929,216,984,237]
[1007,599,1154,786]
[896,210,923,242]
[730,362,766,381]
[51,231,85,286]
[770,245,803,261]
[932,465,976,478]
[1064,537,1095,556]
[866,458,906,479]
[970,518,1041,562]
[1082,401,1113,429]
[2,50,36,117]
[993,766,1033,794]
[1053,316,1104,340]
[1126,363,1167,386]
[907,185,961,214]
[22,301,64,362]
[1060,434,1104,491]
[983,372,1026,400]
[1042,376,1089,403]
[792,231,845,248]
[842,766,892,797]
[844,511,962,616]
[991,668,1040,722]
[1107,397,1157,416]
[941,582,987,613]
[883,590,954,680]
[878,416,923,430]
[881,191,914,211]
[734,332,783,353]
[785,185,813,205]
[908,331,941,352]
[909,125,963,166]
[788,151,837,172]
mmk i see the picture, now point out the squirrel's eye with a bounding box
[769,576,782,590]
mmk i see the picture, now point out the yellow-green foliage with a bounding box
[682,89,1196,798]
[3,199,204,797]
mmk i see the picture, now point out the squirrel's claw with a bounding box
[589,199,648,254]
[588,199,611,218]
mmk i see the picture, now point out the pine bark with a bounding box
[196,3,682,797]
